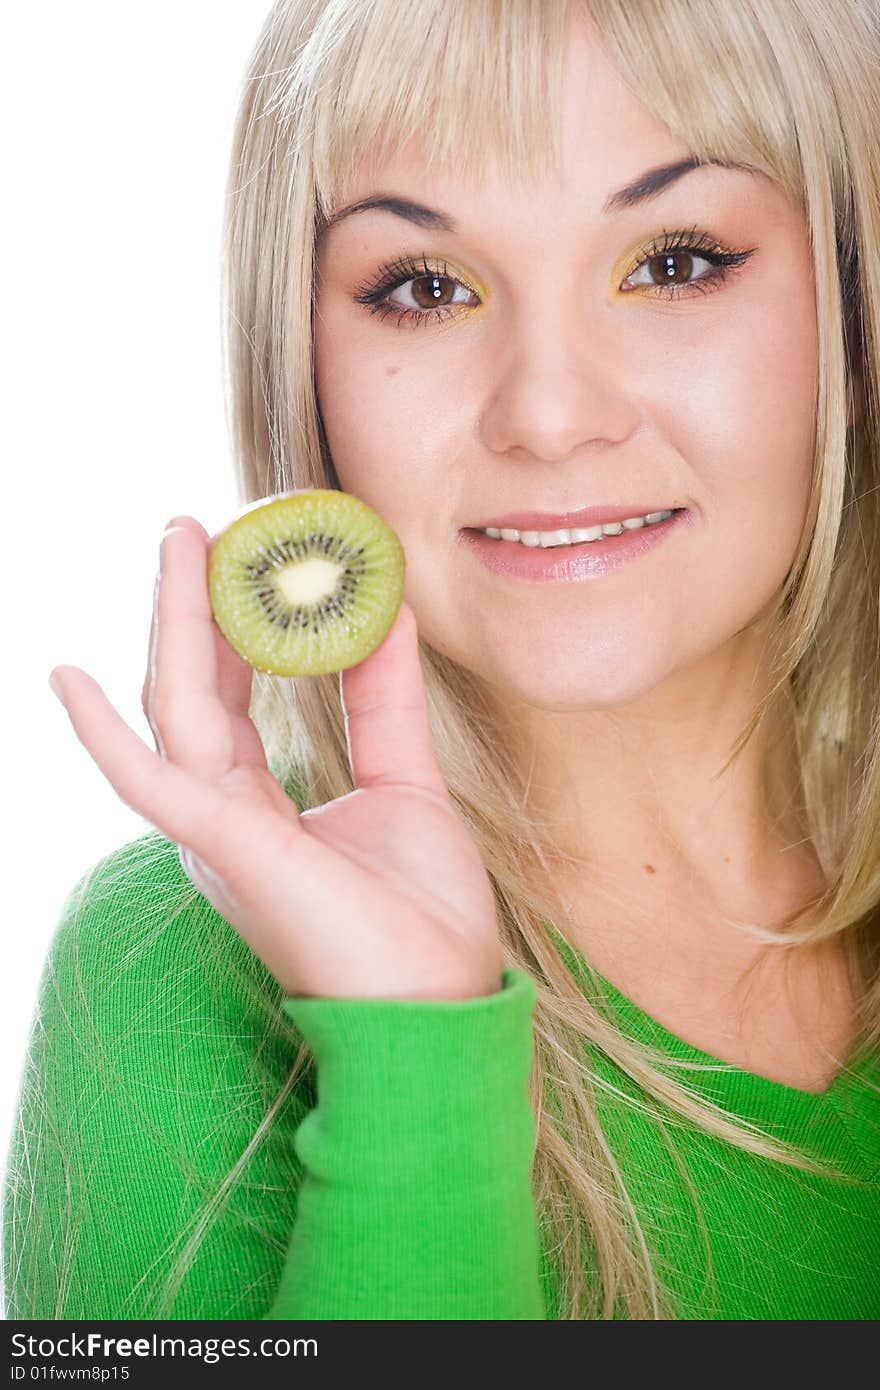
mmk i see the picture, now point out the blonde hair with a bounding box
[23,0,880,1320]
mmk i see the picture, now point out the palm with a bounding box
[290,782,500,992]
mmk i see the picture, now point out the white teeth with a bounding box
[481,510,675,546]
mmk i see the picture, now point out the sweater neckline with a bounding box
[546,922,880,1169]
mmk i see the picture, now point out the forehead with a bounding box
[328,19,689,219]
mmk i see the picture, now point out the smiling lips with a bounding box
[460,505,687,582]
[470,503,682,531]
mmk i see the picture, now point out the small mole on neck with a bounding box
[644,864,656,875]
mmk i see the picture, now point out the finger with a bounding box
[142,518,263,769]
[151,522,236,780]
[51,664,236,855]
[178,518,263,762]
[51,664,311,879]
[142,519,201,722]
[339,600,449,801]
[211,621,266,769]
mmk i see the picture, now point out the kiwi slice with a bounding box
[207,489,406,676]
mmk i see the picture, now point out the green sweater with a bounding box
[4,829,879,1320]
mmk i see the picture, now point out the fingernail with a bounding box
[49,670,65,704]
[165,516,188,531]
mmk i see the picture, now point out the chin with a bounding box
[483,650,678,713]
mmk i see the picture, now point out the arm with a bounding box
[266,966,544,1320]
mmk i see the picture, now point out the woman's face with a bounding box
[312,17,819,714]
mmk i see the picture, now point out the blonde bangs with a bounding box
[295,0,571,220]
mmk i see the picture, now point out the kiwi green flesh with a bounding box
[208,491,405,676]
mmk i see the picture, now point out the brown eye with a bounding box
[620,232,757,300]
[646,251,698,287]
[627,249,711,292]
[390,272,477,314]
[355,258,481,328]
[408,273,460,309]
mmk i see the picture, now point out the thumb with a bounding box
[339,600,449,801]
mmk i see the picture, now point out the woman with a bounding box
[5,0,878,1319]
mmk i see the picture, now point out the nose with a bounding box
[478,302,640,464]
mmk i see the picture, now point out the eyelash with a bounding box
[352,225,757,329]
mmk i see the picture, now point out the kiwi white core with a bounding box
[275,557,343,605]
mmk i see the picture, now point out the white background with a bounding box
[1,1,275,1304]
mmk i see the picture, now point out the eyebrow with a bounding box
[319,157,758,236]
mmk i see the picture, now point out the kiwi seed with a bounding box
[207,489,406,676]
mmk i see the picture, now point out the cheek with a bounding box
[313,326,411,551]
[312,309,382,469]
[313,301,461,520]
[656,274,818,614]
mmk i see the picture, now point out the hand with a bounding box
[48,517,502,1001]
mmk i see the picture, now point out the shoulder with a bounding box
[39,822,319,1119]
[47,827,203,977]
[42,828,291,1037]
[44,744,311,1036]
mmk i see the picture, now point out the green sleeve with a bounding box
[264,967,545,1320]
